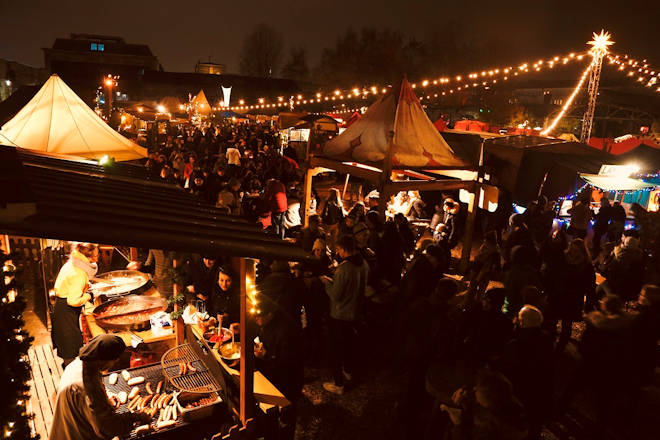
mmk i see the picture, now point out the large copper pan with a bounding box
[92,294,167,331]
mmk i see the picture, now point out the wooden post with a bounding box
[239,258,255,423]
[342,174,351,200]
[378,130,395,219]
[459,182,478,274]
[172,257,185,345]
[301,133,314,228]
[301,166,313,228]
[459,140,486,274]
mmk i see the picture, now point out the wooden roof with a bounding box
[0,145,309,261]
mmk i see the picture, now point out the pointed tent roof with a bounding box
[0,75,147,161]
[191,89,211,115]
[322,78,468,169]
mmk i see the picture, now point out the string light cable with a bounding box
[540,62,592,136]
[606,53,659,91]
[223,49,587,111]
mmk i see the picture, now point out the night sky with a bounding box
[2,0,658,75]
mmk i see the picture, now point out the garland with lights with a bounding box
[0,251,36,439]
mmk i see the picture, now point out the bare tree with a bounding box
[239,23,283,77]
[281,47,310,82]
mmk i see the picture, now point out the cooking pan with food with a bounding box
[92,294,167,331]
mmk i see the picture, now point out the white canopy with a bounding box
[579,173,653,191]
[323,78,468,168]
[191,90,211,115]
[0,74,147,161]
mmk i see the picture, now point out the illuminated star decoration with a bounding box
[587,30,614,55]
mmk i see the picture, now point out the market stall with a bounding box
[0,145,310,439]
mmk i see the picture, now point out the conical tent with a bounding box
[323,78,467,168]
[0,74,147,161]
[191,90,211,115]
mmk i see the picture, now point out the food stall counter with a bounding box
[190,324,290,411]
[83,312,176,346]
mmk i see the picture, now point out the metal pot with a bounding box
[218,342,241,368]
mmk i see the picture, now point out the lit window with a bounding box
[90,43,97,51]
[98,44,104,51]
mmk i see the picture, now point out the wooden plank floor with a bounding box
[27,344,62,439]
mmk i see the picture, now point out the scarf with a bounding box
[70,250,98,278]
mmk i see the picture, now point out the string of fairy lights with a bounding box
[205,30,660,140]
[607,53,660,91]
[217,50,589,112]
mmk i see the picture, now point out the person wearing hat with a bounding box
[52,243,99,368]
[50,335,151,440]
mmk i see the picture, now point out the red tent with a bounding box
[588,136,660,155]
[454,120,489,132]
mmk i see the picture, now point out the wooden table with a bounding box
[190,324,290,410]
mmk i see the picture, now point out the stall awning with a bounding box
[579,173,654,191]
[0,145,310,261]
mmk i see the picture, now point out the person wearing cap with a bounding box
[49,335,151,440]
[52,243,99,368]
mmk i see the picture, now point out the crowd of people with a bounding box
[130,119,659,439]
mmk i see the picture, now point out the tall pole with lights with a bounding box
[580,30,614,143]
[104,74,115,120]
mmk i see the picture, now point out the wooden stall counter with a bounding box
[82,312,177,347]
[190,324,290,411]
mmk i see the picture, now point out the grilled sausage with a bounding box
[156,380,163,394]
[121,370,131,382]
[127,376,145,386]
[145,382,153,395]
[108,373,119,385]
[129,387,140,400]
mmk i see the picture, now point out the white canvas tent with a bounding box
[191,89,211,115]
[0,74,147,161]
[323,78,468,168]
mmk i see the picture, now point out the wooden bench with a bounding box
[27,344,62,439]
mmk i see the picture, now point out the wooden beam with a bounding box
[301,166,313,228]
[239,258,255,423]
[309,156,382,183]
[459,184,479,273]
[383,179,476,193]
[378,131,395,219]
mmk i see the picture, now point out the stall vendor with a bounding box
[52,243,99,367]
[186,254,219,300]
[49,335,151,440]
[207,265,240,328]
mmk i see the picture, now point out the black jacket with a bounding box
[256,312,304,401]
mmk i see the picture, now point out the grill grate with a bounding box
[161,344,222,394]
[103,363,185,439]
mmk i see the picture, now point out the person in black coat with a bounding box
[547,239,595,352]
[460,288,514,367]
[255,297,304,440]
[258,260,304,327]
[497,305,555,440]
[186,254,219,300]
